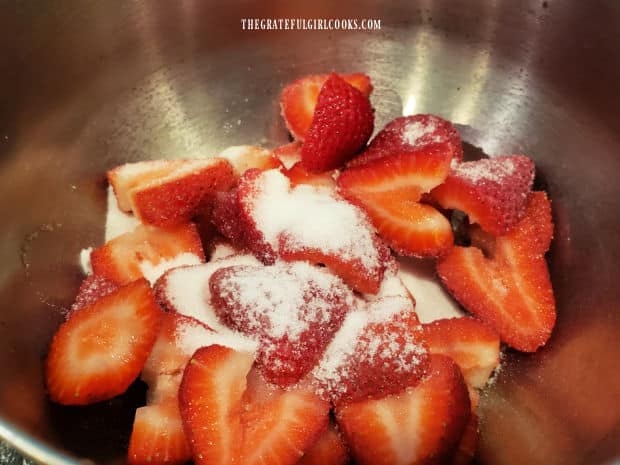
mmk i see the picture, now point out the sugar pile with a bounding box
[138,252,203,285]
[174,315,258,356]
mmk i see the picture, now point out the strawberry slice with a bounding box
[46,279,162,405]
[218,145,283,177]
[312,296,429,405]
[430,155,535,235]
[212,169,387,293]
[280,73,373,141]
[298,423,349,465]
[69,274,120,317]
[451,413,479,465]
[337,143,454,257]
[282,161,336,189]
[209,261,352,386]
[301,73,374,172]
[141,312,215,386]
[335,355,471,465]
[146,373,184,405]
[437,192,556,352]
[422,317,501,388]
[348,114,463,168]
[240,370,330,465]
[90,223,205,285]
[128,401,192,465]
[109,158,235,226]
[179,346,329,465]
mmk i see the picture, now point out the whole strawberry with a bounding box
[301,73,374,172]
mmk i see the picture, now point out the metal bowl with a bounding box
[1,1,619,464]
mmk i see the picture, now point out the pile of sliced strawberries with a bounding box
[45,71,556,465]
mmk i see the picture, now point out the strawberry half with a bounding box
[280,73,373,141]
[437,192,556,352]
[46,279,162,405]
[209,261,352,386]
[217,145,283,177]
[298,423,349,465]
[272,141,303,169]
[335,355,471,465]
[337,144,454,257]
[348,114,463,167]
[301,73,374,172]
[423,317,501,388]
[179,346,329,465]
[109,158,235,226]
[312,296,429,405]
[430,155,535,235]
[128,401,192,465]
[90,223,205,285]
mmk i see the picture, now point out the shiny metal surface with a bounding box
[0,1,619,464]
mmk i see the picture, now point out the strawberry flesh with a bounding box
[437,192,556,352]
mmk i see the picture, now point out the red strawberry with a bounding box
[213,168,387,293]
[422,317,500,388]
[209,262,352,386]
[430,155,535,235]
[273,141,303,168]
[109,158,235,226]
[437,192,556,352]
[282,161,336,189]
[141,312,214,386]
[298,423,349,465]
[335,355,471,465]
[146,373,184,405]
[348,114,463,168]
[128,401,192,465]
[301,73,374,172]
[179,346,329,465]
[280,73,373,141]
[451,413,479,465]
[69,274,120,317]
[240,370,330,465]
[218,145,283,177]
[46,279,162,405]
[337,143,454,257]
[90,223,205,285]
[312,296,429,405]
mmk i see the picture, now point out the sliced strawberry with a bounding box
[422,317,501,388]
[338,144,454,258]
[146,373,184,405]
[209,261,352,386]
[109,158,235,226]
[282,161,336,189]
[312,296,429,405]
[90,223,205,285]
[437,192,556,352]
[218,145,283,177]
[301,73,374,172]
[46,279,162,405]
[451,413,479,465]
[128,401,192,465]
[69,274,120,317]
[142,312,214,386]
[430,155,535,235]
[280,73,373,141]
[241,370,330,465]
[214,168,387,293]
[273,141,303,169]
[298,423,349,465]
[348,114,462,168]
[179,345,253,465]
[335,355,471,465]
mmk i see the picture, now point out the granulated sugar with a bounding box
[175,316,257,355]
[250,170,380,270]
[139,252,203,285]
[105,185,140,241]
[402,119,440,146]
[160,254,261,330]
[79,247,93,275]
[453,157,516,184]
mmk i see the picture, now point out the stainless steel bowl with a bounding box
[1,1,619,464]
